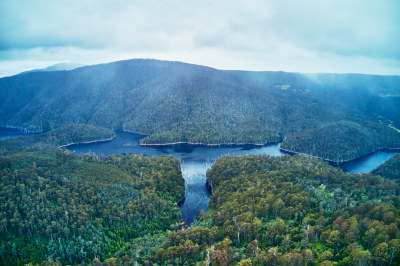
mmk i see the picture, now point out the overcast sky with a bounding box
[1,0,399,77]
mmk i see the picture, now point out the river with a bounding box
[65,131,284,225]
[0,128,398,225]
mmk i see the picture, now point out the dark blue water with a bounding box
[0,127,29,140]
[66,131,284,225]
[1,128,398,225]
[340,151,397,174]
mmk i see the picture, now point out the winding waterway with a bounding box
[1,128,398,225]
[65,131,284,225]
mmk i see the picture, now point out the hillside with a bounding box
[109,154,400,265]
[0,124,115,155]
[280,120,400,163]
[0,148,184,265]
[372,154,400,179]
[1,59,400,162]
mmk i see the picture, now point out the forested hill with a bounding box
[0,124,115,155]
[1,59,400,162]
[372,154,400,179]
[0,148,184,265]
[116,154,400,265]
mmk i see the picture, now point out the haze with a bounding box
[1,0,399,77]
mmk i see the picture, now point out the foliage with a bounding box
[135,154,400,265]
[281,120,400,163]
[372,154,400,179]
[0,124,115,155]
[1,59,400,161]
[0,148,184,265]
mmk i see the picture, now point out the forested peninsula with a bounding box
[1,59,400,162]
[0,124,115,155]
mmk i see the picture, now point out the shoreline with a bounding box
[280,147,400,165]
[58,136,116,148]
[120,130,280,147]
[206,179,213,194]
[176,196,186,206]
[3,126,399,167]
[140,141,266,147]
[0,125,48,134]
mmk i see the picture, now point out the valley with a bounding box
[1,59,400,162]
[0,59,399,265]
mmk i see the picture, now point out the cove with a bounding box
[66,131,284,225]
[1,128,398,225]
[0,127,29,140]
[339,151,398,174]
[64,131,400,225]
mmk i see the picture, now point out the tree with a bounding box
[351,248,372,266]
[266,247,280,266]
[388,239,400,265]
[372,242,389,265]
[319,250,333,262]
[238,258,252,266]
[302,249,313,265]
[320,260,333,266]
[247,240,259,257]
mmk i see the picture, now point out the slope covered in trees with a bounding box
[0,147,184,265]
[372,154,400,179]
[113,154,400,265]
[280,120,400,163]
[1,59,399,162]
[0,124,115,155]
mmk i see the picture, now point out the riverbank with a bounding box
[140,141,267,147]
[176,196,186,206]
[58,136,116,148]
[114,129,400,167]
[0,125,38,133]
[121,129,281,147]
[280,147,400,166]
[206,179,213,194]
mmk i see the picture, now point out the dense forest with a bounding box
[0,124,115,155]
[0,144,184,264]
[1,59,400,162]
[372,154,400,179]
[1,125,400,265]
[79,154,400,265]
[280,121,400,163]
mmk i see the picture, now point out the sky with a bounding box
[1,0,400,77]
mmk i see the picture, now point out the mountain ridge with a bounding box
[1,58,400,162]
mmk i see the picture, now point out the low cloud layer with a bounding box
[1,0,399,76]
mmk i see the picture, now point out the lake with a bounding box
[0,127,29,140]
[66,131,284,225]
[64,131,399,225]
[339,151,397,174]
[1,128,398,225]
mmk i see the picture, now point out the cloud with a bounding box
[0,0,399,76]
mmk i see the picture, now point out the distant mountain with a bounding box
[17,62,84,75]
[1,59,399,162]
